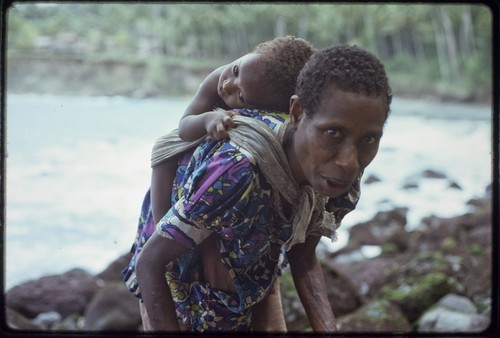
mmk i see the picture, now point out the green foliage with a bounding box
[378,272,452,322]
[441,237,457,251]
[5,3,493,102]
[467,243,485,256]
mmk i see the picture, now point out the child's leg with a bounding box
[150,154,181,225]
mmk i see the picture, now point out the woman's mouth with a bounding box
[323,177,351,192]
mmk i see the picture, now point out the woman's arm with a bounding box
[287,235,337,332]
[178,65,235,141]
[135,232,188,331]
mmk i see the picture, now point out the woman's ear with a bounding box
[289,95,304,123]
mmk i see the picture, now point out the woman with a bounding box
[135,44,392,332]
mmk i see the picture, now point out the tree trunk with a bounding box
[459,5,476,58]
[433,17,449,82]
[438,6,461,81]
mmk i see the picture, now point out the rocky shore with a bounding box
[5,186,493,334]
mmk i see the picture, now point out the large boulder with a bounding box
[83,281,141,331]
[322,263,363,317]
[329,255,406,299]
[377,271,452,322]
[337,299,412,332]
[5,268,100,319]
[347,207,408,246]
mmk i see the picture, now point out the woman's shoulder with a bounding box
[234,108,288,132]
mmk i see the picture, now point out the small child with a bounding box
[151,36,316,225]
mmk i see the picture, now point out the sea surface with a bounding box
[3,93,493,290]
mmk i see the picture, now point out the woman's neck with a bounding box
[283,125,307,186]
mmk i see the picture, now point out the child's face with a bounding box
[218,53,279,109]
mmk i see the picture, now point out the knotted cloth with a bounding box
[151,114,354,250]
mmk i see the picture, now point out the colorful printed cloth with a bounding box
[122,109,359,331]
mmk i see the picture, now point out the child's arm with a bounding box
[178,66,236,141]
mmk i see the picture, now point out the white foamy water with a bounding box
[4,94,492,290]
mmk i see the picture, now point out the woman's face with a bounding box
[289,87,387,198]
[218,53,280,109]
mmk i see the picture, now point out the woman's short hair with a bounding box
[296,44,392,115]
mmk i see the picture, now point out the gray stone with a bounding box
[418,294,490,332]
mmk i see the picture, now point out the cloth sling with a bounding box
[150,114,345,250]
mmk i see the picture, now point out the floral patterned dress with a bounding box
[123,110,293,331]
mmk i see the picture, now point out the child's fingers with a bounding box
[223,115,236,128]
[212,123,229,140]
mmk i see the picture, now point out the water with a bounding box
[3,94,492,290]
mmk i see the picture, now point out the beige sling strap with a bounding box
[150,115,339,250]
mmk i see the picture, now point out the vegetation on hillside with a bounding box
[6,2,493,102]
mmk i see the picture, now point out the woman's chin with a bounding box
[312,181,350,198]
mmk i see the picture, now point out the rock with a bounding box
[5,307,42,330]
[401,168,450,190]
[52,313,84,331]
[347,207,408,246]
[331,256,405,298]
[32,311,62,329]
[321,263,363,317]
[448,180,462,190]
[402,181,419,190]
[83,281,141,331]
[96,252,133,283]
[438,293,479,314]
[377,272,452,322]
[337,299,412,332]
[364,174,382,184]
[421,169,448,179]
[6,268,100,319]
[418,294,490,332]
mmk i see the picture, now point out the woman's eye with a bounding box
[362,136,377,144]
[326,128,341,137]
[232,65,239,75]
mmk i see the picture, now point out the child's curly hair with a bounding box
[254,36,316,112]
[296,44,393,116]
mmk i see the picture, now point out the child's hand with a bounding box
[205,110,238,141]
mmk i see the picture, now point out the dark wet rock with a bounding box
[401,168,452,190]
[328,256,406,299]
[448,180,462,189]
[321,263,363,317]
[347,207,408,246]
[421,169,448,179]
[83,281,141,331]
[6,268,100,319]
[364,174,382,184]
[337,299,412,332]
[402,181,419,190]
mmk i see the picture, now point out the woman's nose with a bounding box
[335,143,360,174]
